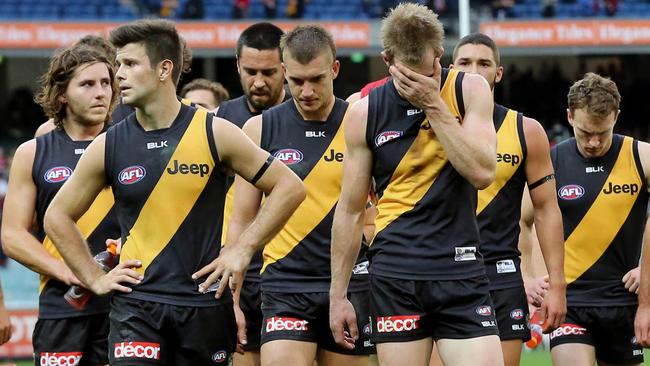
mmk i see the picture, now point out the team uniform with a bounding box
[105,104,236,365]
[549,134,647,363]
[32,128,120,366]
[477,104,531,341]
[216,92,291,351]
[258,98,374,354]
[365,70,498,343]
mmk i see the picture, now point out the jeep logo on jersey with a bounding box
[44,166,73,183]
[265,317,309,332]
[497,152,520,166]
[375,131,403,147]
[40,352,83,366]
[376,315,420,333]
[114,342,161,360]
[212,350,228,363]
[476,306,492,316]
[166,160,210,177]
[558,184,585,200]
[603,182,639,195]
[119,166,146,185]
[274,149,303,165]
[510,309,524,320]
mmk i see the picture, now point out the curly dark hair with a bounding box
[34,45,118,128]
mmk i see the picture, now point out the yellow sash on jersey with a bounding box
[477,109,523,215]
[40,187,114,293]
[564,137,643,283]
[261,112,348,272]
[121,110,214,276]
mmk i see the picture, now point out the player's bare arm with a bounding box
[44,134,143,295]
[329,97,373,349]
[1,140,80,286]
[519,187,550,307]
[633,141,650,346]
[390,61,496,189]
[523,116,566,332]
[192,116,305,298]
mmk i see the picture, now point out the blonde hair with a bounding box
[568,73,621,119]
[380,3,444,66]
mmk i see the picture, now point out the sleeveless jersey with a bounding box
[32,128,119,319]
[366,70,486,280]
[477,104,527,290]
[360,77,390,98]
[217,92,291,283]
[552,134,648,306]
[259,98,369,293]
[105,104,229,306]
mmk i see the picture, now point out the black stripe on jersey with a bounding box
[455,71,465,117]
[493,103,509,131]
[206,113,219,164]
[517,112,528,160]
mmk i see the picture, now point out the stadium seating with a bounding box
[0,0,647,20]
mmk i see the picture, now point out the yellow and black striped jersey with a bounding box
[552,134,648,306]
[477,104,527,290]
[105,104,229,306]
[259,98,369,293]
[365,70,485,280]
[33,128,119,319]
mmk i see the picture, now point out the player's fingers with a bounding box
[115,274,142,285]
[623,271,631,282]
[347,317,359,341]
[118,259,142,270]
[110,282,134,293]
[631,281,640,293]
[199,267,222,294]
[215,270,231,299]
[191,262,215,280]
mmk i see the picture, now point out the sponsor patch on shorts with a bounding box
[39,352,83,366]
[496,259,516,273]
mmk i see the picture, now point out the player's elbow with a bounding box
[277,172,306,212]
[471,167,496,190]
[1,228,20,259]
[43,205,64,242]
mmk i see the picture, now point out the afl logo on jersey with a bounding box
[375,131,403,147]
[119,166,146,185]
[558,184,585,200]
[274,149,303,165]
[44,166,73,183]
[476,306,492,316]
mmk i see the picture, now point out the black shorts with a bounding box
[240,280,262,351]
[33,313,109,366]
[369,274,499,343]
[490,286,531,342]
[109,296,237,365]
[260,291,375,355]
[549,306,643,364]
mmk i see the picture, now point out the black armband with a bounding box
[250,155,274,185]
[529,173,555,190]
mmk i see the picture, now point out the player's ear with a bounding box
[381,51,393,68]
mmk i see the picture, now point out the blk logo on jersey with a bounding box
[375,131,402,147]
[586,166,604,173]
[497,152,520,166]
[324,149,344,162]
[114,342,161,360]
[212,350,228,363]
[39,352,83,366]
[44,166,73,183]
[166,160,210,177]
[376,315,420,333]
[603,182,639,195]
[119,166,146,185]
[306,131,326,138]
[476,306,492,316]
[274,149,303,165]
[558,184,585,200]
[265,317,309,332]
